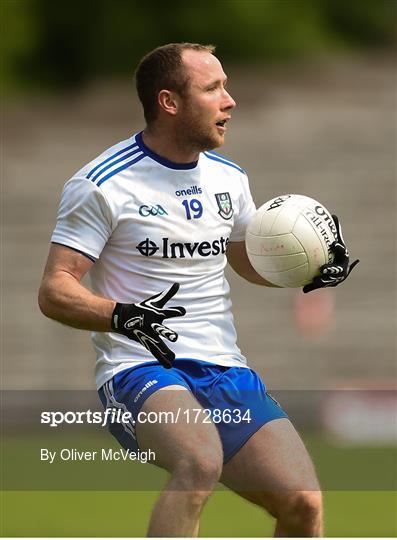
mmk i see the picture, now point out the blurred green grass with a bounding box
[1,490,396,536]
[1,431,396,536]
[2,431,396,491]
[3,0,396,93]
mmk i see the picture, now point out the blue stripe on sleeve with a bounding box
[96,154,146,187]
[204,151,246,174]
[86,143,138,179]
[91,147,142,182]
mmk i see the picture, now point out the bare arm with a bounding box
[38,243,115,331]
[226,241,280,287]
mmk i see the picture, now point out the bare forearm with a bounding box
[245,272,280,287]
[38,271,115,331]
[226,241,281,287]
[232,264,280,287]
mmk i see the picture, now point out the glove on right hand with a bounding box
[111,283,186,368]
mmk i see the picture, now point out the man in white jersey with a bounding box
[39,43,358,537]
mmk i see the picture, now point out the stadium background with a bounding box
[2,0,396,536]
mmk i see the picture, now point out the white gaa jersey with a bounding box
[52,131,257,389]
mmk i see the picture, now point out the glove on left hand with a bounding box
[303,215,359,294]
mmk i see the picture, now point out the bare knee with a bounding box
[289,491,322,520]
[174,450,223,490]
[278,490,323,535]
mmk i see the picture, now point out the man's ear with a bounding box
[157,90,179,116]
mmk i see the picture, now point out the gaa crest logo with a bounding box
[215,192,234,220]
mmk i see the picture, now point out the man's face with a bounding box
[175,50,236,152]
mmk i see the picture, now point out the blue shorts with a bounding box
[98,359,288,463]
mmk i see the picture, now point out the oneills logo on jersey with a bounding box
[215,193,234,220]
[136,237,230,258]
[175,186,202,197]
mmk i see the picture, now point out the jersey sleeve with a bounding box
[51,177,114,260]
[229,173,257,242]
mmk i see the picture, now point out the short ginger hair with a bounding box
[135,42,216,124]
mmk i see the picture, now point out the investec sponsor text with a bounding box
[136,236,230,258]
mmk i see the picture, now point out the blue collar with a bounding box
[135,131,199,170]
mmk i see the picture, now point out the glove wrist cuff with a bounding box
[111,303,123,331]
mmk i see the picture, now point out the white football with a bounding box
[245,194,338,287]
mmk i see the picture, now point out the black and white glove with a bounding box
[111,283,186,368]
[303,215,359,294]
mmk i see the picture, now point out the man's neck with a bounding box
[142,126,199,164]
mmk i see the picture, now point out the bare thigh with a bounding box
[220,418,320,512]
[136,385,223,474]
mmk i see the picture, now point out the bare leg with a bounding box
[147,487,207,537]
[192,519,200,537]
[136,386,223,537]
[221,418,323,537]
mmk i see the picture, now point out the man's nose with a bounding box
[222,89,236,110]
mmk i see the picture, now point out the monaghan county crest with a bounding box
[215,192,234,220]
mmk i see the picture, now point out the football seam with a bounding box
[261,261,309,274]
[246,231,304,238]
[246,249,306,257]
[301,206,333,264]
